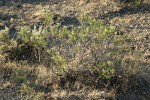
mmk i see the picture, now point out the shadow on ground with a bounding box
[99,3,150,20]
[0,0,64,6]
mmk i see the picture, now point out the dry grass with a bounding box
[0,0,150,99]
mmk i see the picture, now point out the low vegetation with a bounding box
[0,0,149,99]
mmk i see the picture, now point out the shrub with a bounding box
[0,12,132,82]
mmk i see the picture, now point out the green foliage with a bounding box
[20,83,32,93]
[94,61,115,79]
[0,27,10,43]
[10,68,36,85]
[18,26,47,48]
[52,52,67,74]
[20,83,44,100]
[0,27,12,59]
[44,11,54,25]
[135,0,142,6]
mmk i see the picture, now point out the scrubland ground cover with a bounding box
[0,0,150,99]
